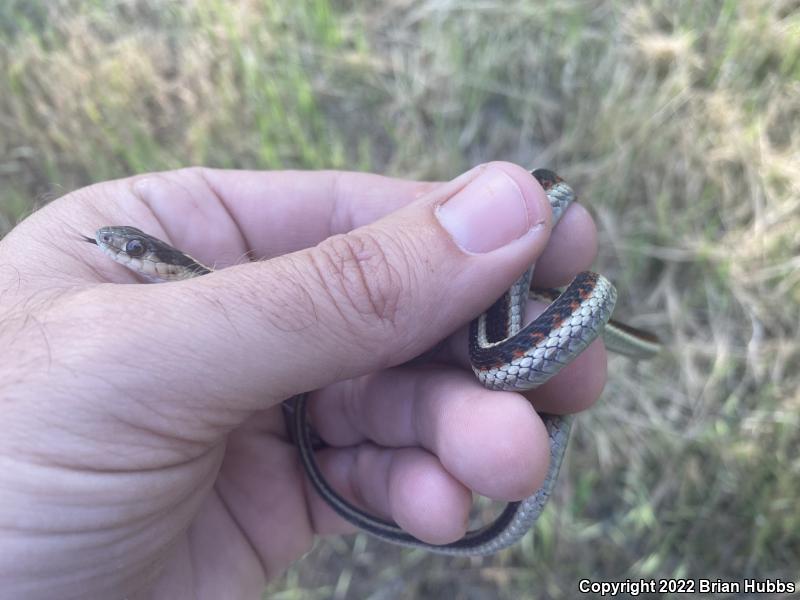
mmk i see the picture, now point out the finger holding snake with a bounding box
[0,163,605,597]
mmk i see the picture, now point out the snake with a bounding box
[84,168,660,556]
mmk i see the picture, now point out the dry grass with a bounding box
[1,0,798,598]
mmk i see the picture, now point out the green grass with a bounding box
[2,0,798,598]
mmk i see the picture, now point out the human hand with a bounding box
[0,162,605,599]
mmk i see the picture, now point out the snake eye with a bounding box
[100,232,112,244]
[125,238,146,257]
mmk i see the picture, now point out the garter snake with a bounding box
[84,168,660,556]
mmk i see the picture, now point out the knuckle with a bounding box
[308,229,411,337]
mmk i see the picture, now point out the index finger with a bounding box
[2,168,438,286]
[107,168,439,265]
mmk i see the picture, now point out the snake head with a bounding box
[85,225,211,281]
[88,226,150,259]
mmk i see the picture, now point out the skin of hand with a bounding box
[0,162,605,599]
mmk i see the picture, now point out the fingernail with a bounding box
[436,165,546,253]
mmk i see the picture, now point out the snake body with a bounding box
[85,168,658,555]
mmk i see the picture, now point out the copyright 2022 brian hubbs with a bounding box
[579,578,795,596]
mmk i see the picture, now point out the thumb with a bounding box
[81,162,554,416]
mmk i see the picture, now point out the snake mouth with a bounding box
[81,235,98,245]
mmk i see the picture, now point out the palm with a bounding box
[151,407,318,594]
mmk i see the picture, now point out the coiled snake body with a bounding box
[85,169,659,556]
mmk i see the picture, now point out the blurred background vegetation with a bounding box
[1,0,798,598]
